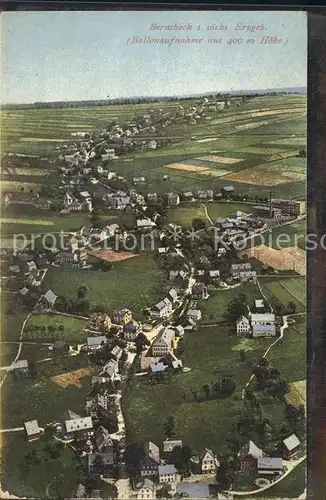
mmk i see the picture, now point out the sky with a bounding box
[1,11,307,103]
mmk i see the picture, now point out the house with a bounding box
[209,270,220,280]
[236,316,250,336]
[9,265,20,274]
[71,483,87,499]
[158,464,178,484]
[238,440,264,473]
[200,448,219,473]
[251,313,276,337]
[186,309,202,322]
[182,191,195,202]
[158,247,169,255]
[137,219,156,231]
[257,457,283,476]
[63,416,94,440]
[123,320,140,341]
[100,359,119,380]
[41,289,57,309]
[169,270,180,281]
[87,336,108,350]
[63,191,73,206]
[191,283,209,300]
[85,394,108,418]
[53,340,69,351]
[147,192,158,203]
[94,425,114,453]
[80,191,91,202]
[198,189,214,201]
[111,345,123,361]
[89,312,112,332]
[177,482,210,499]
[19,287,30,297]
[24,420,41,442]
[136,478,156,500]
[283,434,301,458]
[152,327,175,356]
[24,260,37,274]
[255,299,265,312]
[174,325,184,337]
[151,298,173,319]
[133,176,146,185]
[141,442,160,477]
[167,288,178,306]
[167,192,180,206]
[10,359,29,374]
[231,263,256,280]
[150,362,167,375]
[34,197,52,210]
[221,185,234,198]
[163,439,183,454]
[113,308,132,326]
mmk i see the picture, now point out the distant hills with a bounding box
[1,87,306,110]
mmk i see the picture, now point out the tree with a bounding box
[287,301,297,314]
[124,443,145,476]
[77,284,89,299]
[170,445,192,473]
[239,349,246,362]
[191,218,207,231]
[202,384,211,399]
[163,416,176,438]
[157,484,172,498]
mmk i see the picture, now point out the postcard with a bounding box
[0,10,307,500]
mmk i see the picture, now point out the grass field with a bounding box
[43,253,166,320]
[200,282,260,324]
[124,326,274,455]
[0,433,79,498]
[1,353,92,429]
[167,201,253,227]
[240,460,306,498]
[286,379,306,407]
[261,277,306,312]
[267,320,306,383]
[24,313,88,343]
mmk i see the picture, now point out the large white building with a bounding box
[251,313,276,337]
[236,316,250,335]
[152,327,175,357]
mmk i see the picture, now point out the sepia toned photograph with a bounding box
[0,10,307,499]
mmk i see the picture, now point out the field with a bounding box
[43,253,166,320]
[1,353,92,428]
[0,433,79,498]
[1,95,307,204]
[240,460,306,499]
[200,281,260,324]
[51,367,95,388]
[224,157,306,186]
[124,326,274,455]
[267,320,306,383]
[87,248,138,263]
[286,379,306,407]
[167,201,253,227]
[244,245,306,275]
[24,313,88,343]
[261,277,306,312]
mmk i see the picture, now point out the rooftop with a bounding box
[24,420,40,436]
[65,416,93,433]
[283,433,300,451]
[158,464,178,475]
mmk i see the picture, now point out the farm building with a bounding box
[24,420,41,442]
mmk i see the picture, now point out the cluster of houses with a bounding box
[237,434,302,476]
[236,299,276,338]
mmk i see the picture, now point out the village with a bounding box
[1,71,307,500]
